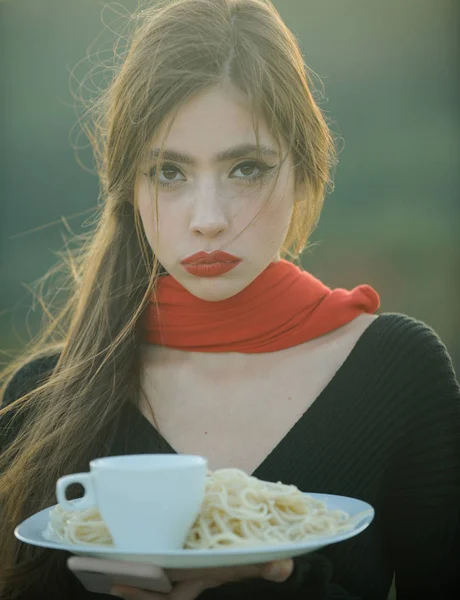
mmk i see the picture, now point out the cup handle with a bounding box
[56,473,95,511]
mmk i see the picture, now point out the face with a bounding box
[136,85,300,301]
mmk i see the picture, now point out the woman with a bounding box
[1,0,459,599]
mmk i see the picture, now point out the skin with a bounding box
[109,85,302,598]
[136,84,304,303]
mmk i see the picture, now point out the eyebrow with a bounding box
[147,143,279,166]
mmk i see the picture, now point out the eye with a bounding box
[230,160,275,181]
[148,163,186,187]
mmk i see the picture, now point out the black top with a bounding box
[1,312,460,600]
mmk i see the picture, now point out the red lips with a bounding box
[180,251,242,278]
[181,251,241,265]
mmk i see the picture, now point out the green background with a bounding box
[1,0,459,374]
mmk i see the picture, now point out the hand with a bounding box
[110,558,294,600]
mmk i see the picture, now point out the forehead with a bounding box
[151,85,281,159]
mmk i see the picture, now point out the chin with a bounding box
[182,277,248,302]
[188,283,246,302]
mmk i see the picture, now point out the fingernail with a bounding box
[264,560,291,582]
[110,588,125,598]
[264,564,283,581]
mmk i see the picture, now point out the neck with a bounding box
[142,344,255,378]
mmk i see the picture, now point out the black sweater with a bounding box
[1,313,459,599]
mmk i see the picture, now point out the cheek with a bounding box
[137,187,173,254]
[137,193,157,248]
[138,190,184,257]
[245,187,294,240]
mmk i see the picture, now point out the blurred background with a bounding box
[0,0,459,373]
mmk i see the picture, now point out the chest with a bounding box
[140,368,318,473]
[138,315,377,474]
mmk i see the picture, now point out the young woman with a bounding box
[1,1,459,599]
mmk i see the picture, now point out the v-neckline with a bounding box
[122,314,384,479]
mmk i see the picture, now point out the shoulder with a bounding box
[1,352,60,453]
[359,312,459,408]
[1,352,60,408]
[364,312,456,370]
[333,311,456,380]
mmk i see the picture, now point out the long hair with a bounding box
[0,0,337,596]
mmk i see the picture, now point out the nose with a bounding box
[189,182,228,238]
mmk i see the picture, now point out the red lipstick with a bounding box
[180,251,242,278]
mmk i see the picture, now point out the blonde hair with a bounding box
[0,0,337,595]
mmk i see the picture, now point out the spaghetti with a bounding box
[45,468,351,548]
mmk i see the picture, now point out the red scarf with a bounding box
[143,260,380,353]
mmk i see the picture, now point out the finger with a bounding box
[169,579,214,600]
[110,585,163,599]
[167,563,262,583]
[260,559,294,582]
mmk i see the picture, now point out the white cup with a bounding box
[56,454,208,552]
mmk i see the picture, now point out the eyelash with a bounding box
[146,160,276,189]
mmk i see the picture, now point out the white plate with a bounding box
[15,493,374,568]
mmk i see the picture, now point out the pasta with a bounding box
[45,505,113,546]
[45,468,351,548]
[185,469,350,548]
